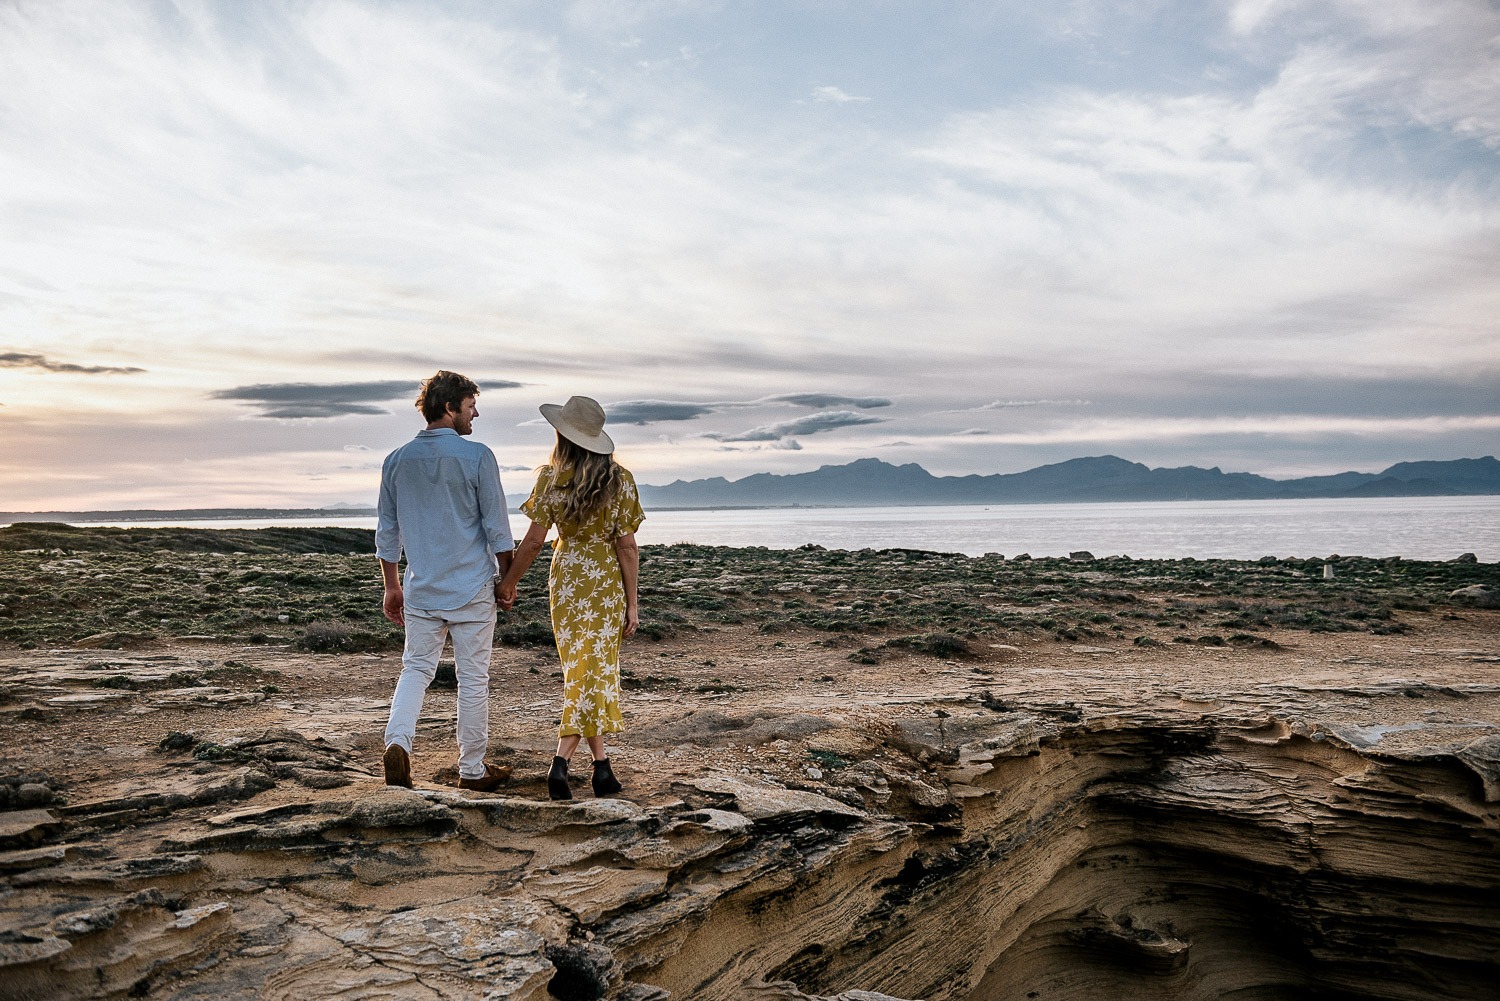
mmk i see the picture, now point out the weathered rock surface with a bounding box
[1450,584,1500,608]
[3,625,1499,1000]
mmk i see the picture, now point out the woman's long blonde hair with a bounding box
[548,433,622,527]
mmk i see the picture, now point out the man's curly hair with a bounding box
[416,370,480,423]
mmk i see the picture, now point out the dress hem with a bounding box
[558,723,624,738]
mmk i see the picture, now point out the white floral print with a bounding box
[522,465,645,737]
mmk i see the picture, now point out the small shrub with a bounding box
[294,621,393,653]
[808,749,850,771]
[158,731,196,751]
[887,632,972,658]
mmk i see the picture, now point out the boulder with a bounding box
[1449,585,1499,608]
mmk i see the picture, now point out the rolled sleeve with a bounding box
[478,447,516,554]
[374,454,403,562]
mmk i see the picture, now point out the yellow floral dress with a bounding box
[522,465,645,738]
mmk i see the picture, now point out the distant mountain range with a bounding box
[3,456,1496,523]
[633,455,1500,508]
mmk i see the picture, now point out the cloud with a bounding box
[604,394,891,426]
[717,438,803,452]
[342,444,372,452]
[811,85,868,104]
[972,399,1092,410]
[962,413,1500,446]
[709,409,887,442]
[249,402,393,419]
[0,351,144,375]
[210,380,420,419]
[211,378,521,419]
[607,400,721,424]
[767,393,891,409]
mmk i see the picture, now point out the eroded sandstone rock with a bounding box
[4,650,1500,1001]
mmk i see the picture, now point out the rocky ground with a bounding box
[1,528,1497,1000]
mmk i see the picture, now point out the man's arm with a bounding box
[476,447,516,562]
[375,455,404,626]
[380,558,404,626]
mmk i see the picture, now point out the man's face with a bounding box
[449,396,478,435]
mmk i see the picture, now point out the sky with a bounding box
[1,0,1497,510]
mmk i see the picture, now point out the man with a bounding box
[376,370,515,791]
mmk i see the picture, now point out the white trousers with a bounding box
[383,591,496,780]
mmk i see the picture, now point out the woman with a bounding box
[497,396,644,800]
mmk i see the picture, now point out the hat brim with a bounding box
[540,403,615,454]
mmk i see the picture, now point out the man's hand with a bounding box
[496,581,517,612]
[382,586,406,626]
[622,606,638,639]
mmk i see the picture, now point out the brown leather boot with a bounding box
[383,744,413,788]
[458,763,513,792]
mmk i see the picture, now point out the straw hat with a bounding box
[540,395,614,454]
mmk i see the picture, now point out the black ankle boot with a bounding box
[592,757,622,797]
[548,756,572,801]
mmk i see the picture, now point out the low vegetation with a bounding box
[0,525,1492,652]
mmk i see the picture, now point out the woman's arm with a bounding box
[497,521,548,609]
[614,531,639,638]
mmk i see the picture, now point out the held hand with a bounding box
[496,581,517,611]
[621,606,638,639]
[382,587,405,627]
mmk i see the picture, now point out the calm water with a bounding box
[38,495,1500,561]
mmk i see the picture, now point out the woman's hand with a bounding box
[496,581,517,611]
[622,606,638,639]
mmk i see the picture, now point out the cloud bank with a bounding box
[0,1,1494,506]
[210,378,522,419]
[0,352,144,375]
[605,394,892,426]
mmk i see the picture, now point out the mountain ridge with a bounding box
[634,454,1500,507]
[3,456,1496,521]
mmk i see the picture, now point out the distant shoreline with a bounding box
[0,509,382,524]
[5,492,1500,525]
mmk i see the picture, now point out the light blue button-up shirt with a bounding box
[375,428,515,611]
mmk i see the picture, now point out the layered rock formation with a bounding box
[3,611,1500,1001]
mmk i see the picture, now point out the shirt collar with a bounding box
[417,428,459,437]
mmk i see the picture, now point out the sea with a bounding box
[35,495,1500,562]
